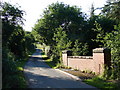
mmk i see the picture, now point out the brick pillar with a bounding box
[104,48,111,68]
[93,48,111,74]
[62,50,72,66]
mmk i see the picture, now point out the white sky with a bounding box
[2,0,107,31]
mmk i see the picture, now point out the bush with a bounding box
[104,24,120,80]
[2,47,27,88]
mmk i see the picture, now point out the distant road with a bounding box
[24,49,97,88]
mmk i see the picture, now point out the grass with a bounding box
[16,59,27,71]
[42,56,59,69]
[83,77,119,89]
[14,57,29,88]
[40,51,59,69]
[45,59,57,68]
[36,44,45,50]
[43,56,63,69]
[14,50,36,88]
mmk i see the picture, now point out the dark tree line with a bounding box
[2,2,35,88]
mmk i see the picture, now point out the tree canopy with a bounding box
[32,1,120,80]
[33,2,86,45]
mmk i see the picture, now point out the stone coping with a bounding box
[93,48,110,53]
[68,56,93,59]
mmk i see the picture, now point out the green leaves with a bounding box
[53,26,71,50]
[52,26,72,61]
[1,2,24,25]
[2,2,35,88]
[72,40,89,56]
[33,2,85,46]
[102,1,120,23]
[95,23,120,80]
[106,24,120,80]
[2,2,25,46]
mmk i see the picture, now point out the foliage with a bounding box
[104,24,120,80]
[25,31,36,54]
[90,4,95,18]
[31,30,42,43]
[92,21,105,47]
[84,15,116,55]
[72,40,89,56]
[33,2,86,46]
[2,2,35,88]
[33,2,90,64]
[2,47,27,88]
[102,0,120,23]
[2,2,25,58]
[2,2,35,58]
[2,2,24,44]
[52,26,72,62]
[94,21,120,80]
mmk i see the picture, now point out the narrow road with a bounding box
[24,49,97,88]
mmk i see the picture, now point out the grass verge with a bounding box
[14,50,35,88]
[83,77,119,89]
[45,59,59,68]
[40,52,59,68]
[15,57,29,88]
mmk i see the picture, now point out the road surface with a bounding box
[24,49,97,88]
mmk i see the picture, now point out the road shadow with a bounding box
[30,49,49,60]
[24,68,96,88]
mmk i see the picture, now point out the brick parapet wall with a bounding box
[62,48,111,75]
[68,58,94,72]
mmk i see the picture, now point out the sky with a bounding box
[2,0,107,31]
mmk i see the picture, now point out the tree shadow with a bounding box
[24,68,96,89]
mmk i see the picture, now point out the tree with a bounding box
[102,0,120,23]
[90,4,95,18]
[104,24,120,80]
[2,2,24,43]
[33,2,86,46]
[33,2,91,63]
[52,26,72,62]
[31,30,41,43]
[2,2,35,88]
[2,2,36,58]
[72,40,89,56]
[93,21,120,80]
[25,31,36,54]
